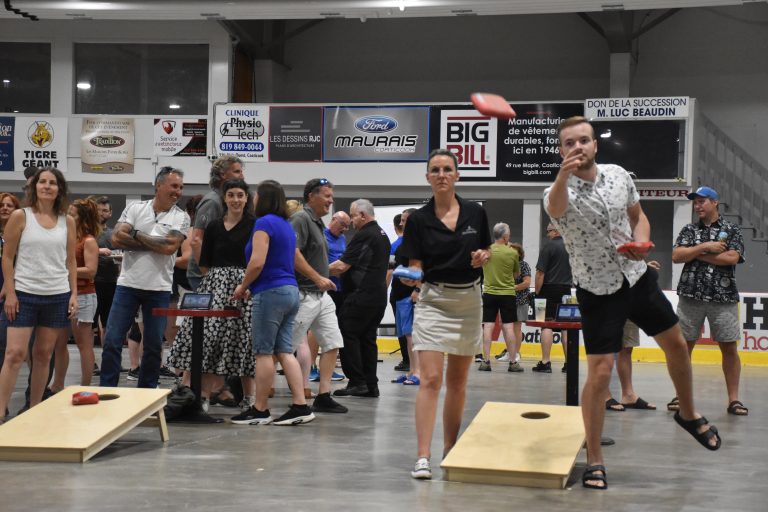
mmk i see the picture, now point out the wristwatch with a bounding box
[130,228,139,239]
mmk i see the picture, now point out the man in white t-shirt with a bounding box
[100,167,190,389]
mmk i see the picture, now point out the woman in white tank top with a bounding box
[0,168,77,422]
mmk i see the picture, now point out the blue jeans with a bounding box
[251,285,299,354]
[100,285,170,389]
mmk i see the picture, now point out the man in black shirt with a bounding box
[534,223,573,373]
[330,199,391,397]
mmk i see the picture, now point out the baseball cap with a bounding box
[687,186,719,201]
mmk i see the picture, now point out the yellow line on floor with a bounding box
[376,338,768,367]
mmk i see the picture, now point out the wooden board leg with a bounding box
[156,408,169,443]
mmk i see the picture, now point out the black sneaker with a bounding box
[92,363,100,376]
[311,392,349,413]
[532,361,552,373]
[335,384,381,398]
[394,360,410,372]
[495,349,508,361]
[562,363,568,373]
[230,407,273,425]
[273,404,316,425]
[127,367,140,380]
[159,366,178,379]
[474,353,484,362]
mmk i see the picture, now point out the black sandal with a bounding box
[727,400,748,416]
[605,398,625,412]
[582,464,607,490]
[666,396,679,411]
[674,411,721,451]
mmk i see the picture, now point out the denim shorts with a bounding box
[3,290,71,328]
[251,285,300,355]
[395,296,415,337]
[76,293,98,323]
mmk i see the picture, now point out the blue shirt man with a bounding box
[324,211,350,292]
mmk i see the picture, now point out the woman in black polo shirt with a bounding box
[399,148,491,480]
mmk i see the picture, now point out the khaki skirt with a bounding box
[413,280,482,356]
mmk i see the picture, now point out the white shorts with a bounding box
[292,290,344,351]
[76,293,98,324]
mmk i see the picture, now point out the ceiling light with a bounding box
[76,82,92,90]
[601,3,625,10]
[2,79,9,84]
[169,104,181,109]
[600,130,611,139]
[398,1,406,12]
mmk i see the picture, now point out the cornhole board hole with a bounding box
[441,402,585,489]
[0,386,170,463]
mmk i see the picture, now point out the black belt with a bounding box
[426,280,478,290]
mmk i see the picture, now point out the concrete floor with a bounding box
[0,347,765,512]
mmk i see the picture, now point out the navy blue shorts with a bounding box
[2,290,71,329]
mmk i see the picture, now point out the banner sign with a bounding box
[153,118,207,157]
[14,117,68,171]
[437,107,497,178]
[323,106,430,162]
[81,118,135,174]
[0,117,13,172]
[268,106,323,162]
[213,104,269,161]
[496,102,583,182]
[585,96,690,120]
[637,189,689,200]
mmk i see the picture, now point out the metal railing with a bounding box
[696,113,768,246]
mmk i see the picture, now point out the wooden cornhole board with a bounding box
[441,402,585,489]
[0,386,170,463]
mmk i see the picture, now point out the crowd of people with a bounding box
[0,119,747,487]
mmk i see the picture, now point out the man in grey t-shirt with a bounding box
[291,178,347,414]
[187,155,244,290]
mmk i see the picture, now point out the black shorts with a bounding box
[482,293,518,324]
[576,267,678,355]
[539,283,572,320]
[94,281,117,327]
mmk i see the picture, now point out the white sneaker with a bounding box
[496,351,510,362]
[201,398,210,413]
[515,352,521,363]
[411,457,432,479]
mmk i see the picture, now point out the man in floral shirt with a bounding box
[544,116,721,490]
[672,186,747,416]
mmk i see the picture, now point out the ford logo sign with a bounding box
[354,116,398,133]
